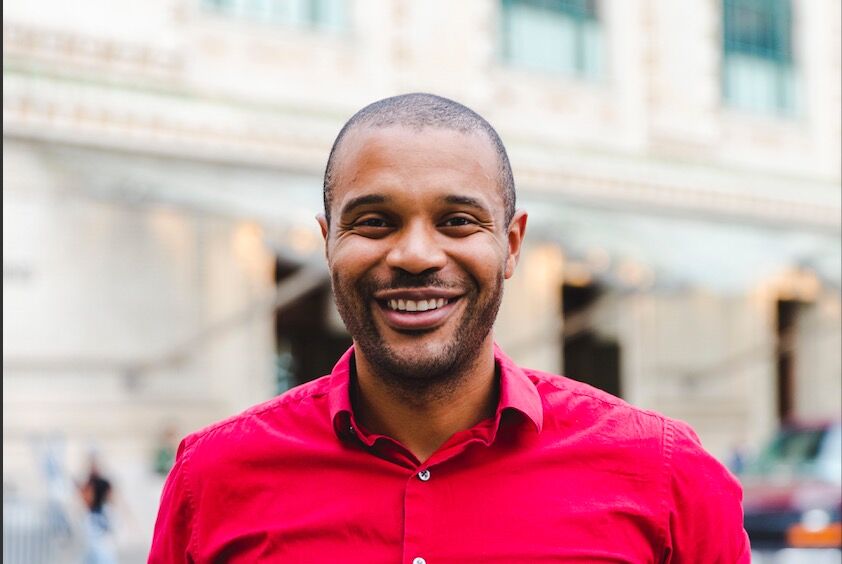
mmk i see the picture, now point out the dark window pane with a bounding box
[722,0,796,115]
[501,0,603,78]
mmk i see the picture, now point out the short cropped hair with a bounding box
[322,93,515,225]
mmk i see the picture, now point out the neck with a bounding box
[352,338,499,463]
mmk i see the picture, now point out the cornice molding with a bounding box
[3,22,182,83]
[518,168,841,231]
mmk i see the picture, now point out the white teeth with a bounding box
[386,298,451,312]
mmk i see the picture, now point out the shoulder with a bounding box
[522,368,727,478]
[526,364,739,469]
[522,369,748,558]
[178,375,334,465]
[526,368,670,440]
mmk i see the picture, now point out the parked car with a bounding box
[738,421,842,550]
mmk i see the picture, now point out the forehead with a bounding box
[330,124,504,212]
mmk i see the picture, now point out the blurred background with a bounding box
[3,0,841,562]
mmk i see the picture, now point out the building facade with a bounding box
[3,0,840,557]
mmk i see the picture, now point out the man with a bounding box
[80,453,117,564]
[150,93,750,562]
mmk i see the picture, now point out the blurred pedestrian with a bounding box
[79,454,116,564]
[152,425,178,477]
[727,437,754,475]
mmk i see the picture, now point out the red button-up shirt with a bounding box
[149,345,750,563]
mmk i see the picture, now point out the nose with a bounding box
[385,220,447,274]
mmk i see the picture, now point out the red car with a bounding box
[739,421,842,550]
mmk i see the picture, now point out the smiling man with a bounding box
[149,94,750,563]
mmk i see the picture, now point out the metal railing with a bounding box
[3,496,80,564]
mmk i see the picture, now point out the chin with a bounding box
[364,335,460,377]
[392,339,450,363]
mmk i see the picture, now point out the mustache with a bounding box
[364,271,464,292]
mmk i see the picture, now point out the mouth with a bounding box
[384,297,451,312]
[373,290,463,332]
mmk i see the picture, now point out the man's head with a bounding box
[323,93,516,227]
[318,93,526,402]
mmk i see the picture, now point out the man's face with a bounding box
[319,125,526,388]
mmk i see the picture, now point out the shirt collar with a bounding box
[493,343,544,433]
[328,344,543,439]
[327,346,356,438]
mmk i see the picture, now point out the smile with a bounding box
[373,290,463,331]
[386,298,450,312]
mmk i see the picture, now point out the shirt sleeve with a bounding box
[662,418,751,563]
[148,438,196,564]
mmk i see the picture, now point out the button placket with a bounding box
[403,466,435,564]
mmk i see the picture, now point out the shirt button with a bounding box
[417,469,431,482]
[412,558,426,564]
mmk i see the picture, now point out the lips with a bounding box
[373,288,463,331]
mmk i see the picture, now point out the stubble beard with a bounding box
[331,268,505,406]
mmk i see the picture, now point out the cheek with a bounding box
[451,240,507,283]
[329,239,385,276]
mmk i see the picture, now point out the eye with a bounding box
[356,217,389,228]
[348,215,394,238]
[440,216,475,228]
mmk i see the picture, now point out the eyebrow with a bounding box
[340,194,388,217]
[339,193,493,217]
[444,195,491,215]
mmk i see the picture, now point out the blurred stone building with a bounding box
[3,0,840,556]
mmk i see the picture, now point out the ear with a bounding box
[316,214,330,260]
[316,213,329,240]
[504,210,528,279]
